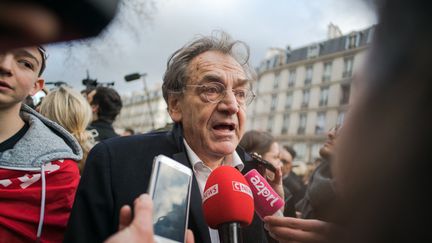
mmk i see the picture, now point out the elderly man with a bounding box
[65,32,271,242]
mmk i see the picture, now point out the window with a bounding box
[307,44,320,59]
[322,62,332,82]
[288,69,296,87]
[298,113,307,134]
[319,87,329,106]
[293,143,307,161]
[302,89,310,108]
[267,115,274,133]
[272,56,280,68]
[315,112,326,134]
[345,33,361,49]
[340,84,351,105]
[271,94,278,111]
[266,59,271,69]
[311,143,322,161]
[305,65,313,85]
[367,28,375,44]
[343,57,354,78]
[337,111,346,126]
[285,92,293,109]
[281,114,290,134]
[273,72,281,89]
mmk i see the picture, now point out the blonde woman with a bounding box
[40,86,94,173]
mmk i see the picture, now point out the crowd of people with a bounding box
[1,0,431,242]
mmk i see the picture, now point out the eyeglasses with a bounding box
[185,82,255,106]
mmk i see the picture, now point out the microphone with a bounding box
[244,169,285,219]
[202,166,254,243]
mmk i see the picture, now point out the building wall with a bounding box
[115,87,172,134]
[247,26,374,162]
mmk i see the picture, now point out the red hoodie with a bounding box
[0,159,80,243]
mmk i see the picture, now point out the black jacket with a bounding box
[295,159,339,222]
[88,119,119,142]
[64,123,268,242]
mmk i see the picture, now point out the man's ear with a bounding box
[167,94,182,122]
[29,78,44,96]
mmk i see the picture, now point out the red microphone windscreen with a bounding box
[202,166,255,229]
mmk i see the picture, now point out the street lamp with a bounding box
[124,72,155,130]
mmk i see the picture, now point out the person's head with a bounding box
[319,124,341,160]
[87,86,122,123]
[240,130,282,169]
[163,31,256,164]
[40,86,92,135]
[39,86,93,172]
[0,46,45,110]
[284,145,297,160]
[280,145,294,176]
[332,0,432,241]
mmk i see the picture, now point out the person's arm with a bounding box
[263,216,341,243]
[64,142,116,242]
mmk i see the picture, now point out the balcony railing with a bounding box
[342,70,352,78]
[322,75,331,82]
[297,127,305,135]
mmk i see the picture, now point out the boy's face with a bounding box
[0,47,44,109]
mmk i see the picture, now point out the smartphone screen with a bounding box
[149,156,192,243]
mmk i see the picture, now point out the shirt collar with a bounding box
[183,138,244,171]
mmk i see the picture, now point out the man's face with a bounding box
[280,148,293,175]
[0,47,44,109]
[263,142,282,169]
[169,51,248,163]
[319,126,339,160]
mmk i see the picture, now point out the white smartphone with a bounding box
[147,155,193,243]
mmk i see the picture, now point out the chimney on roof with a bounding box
[328,22,342,39]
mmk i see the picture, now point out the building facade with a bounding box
[115,86,172,134]
[247,25,375,162]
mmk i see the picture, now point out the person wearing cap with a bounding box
[0,46,81,242]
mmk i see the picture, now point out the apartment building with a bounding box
[115,87,172,133]
[246,25,375,162]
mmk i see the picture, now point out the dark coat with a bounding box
[88,119,119,142]
[295,159,339,222]
[64,123,268,242]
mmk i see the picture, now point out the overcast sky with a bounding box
[43,0,377,95]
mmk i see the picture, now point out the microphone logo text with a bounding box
[232,181,253,198]
[203,184,218,203]
[249,175,279,207]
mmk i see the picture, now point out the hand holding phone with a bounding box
[147,155,193,243]
[248,152,277,174]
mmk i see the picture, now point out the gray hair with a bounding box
[162,31,256,103]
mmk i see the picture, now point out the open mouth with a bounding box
[0,81,12,89]
[213,123,235,131]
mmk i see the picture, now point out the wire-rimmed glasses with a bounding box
[185,82,255,106]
